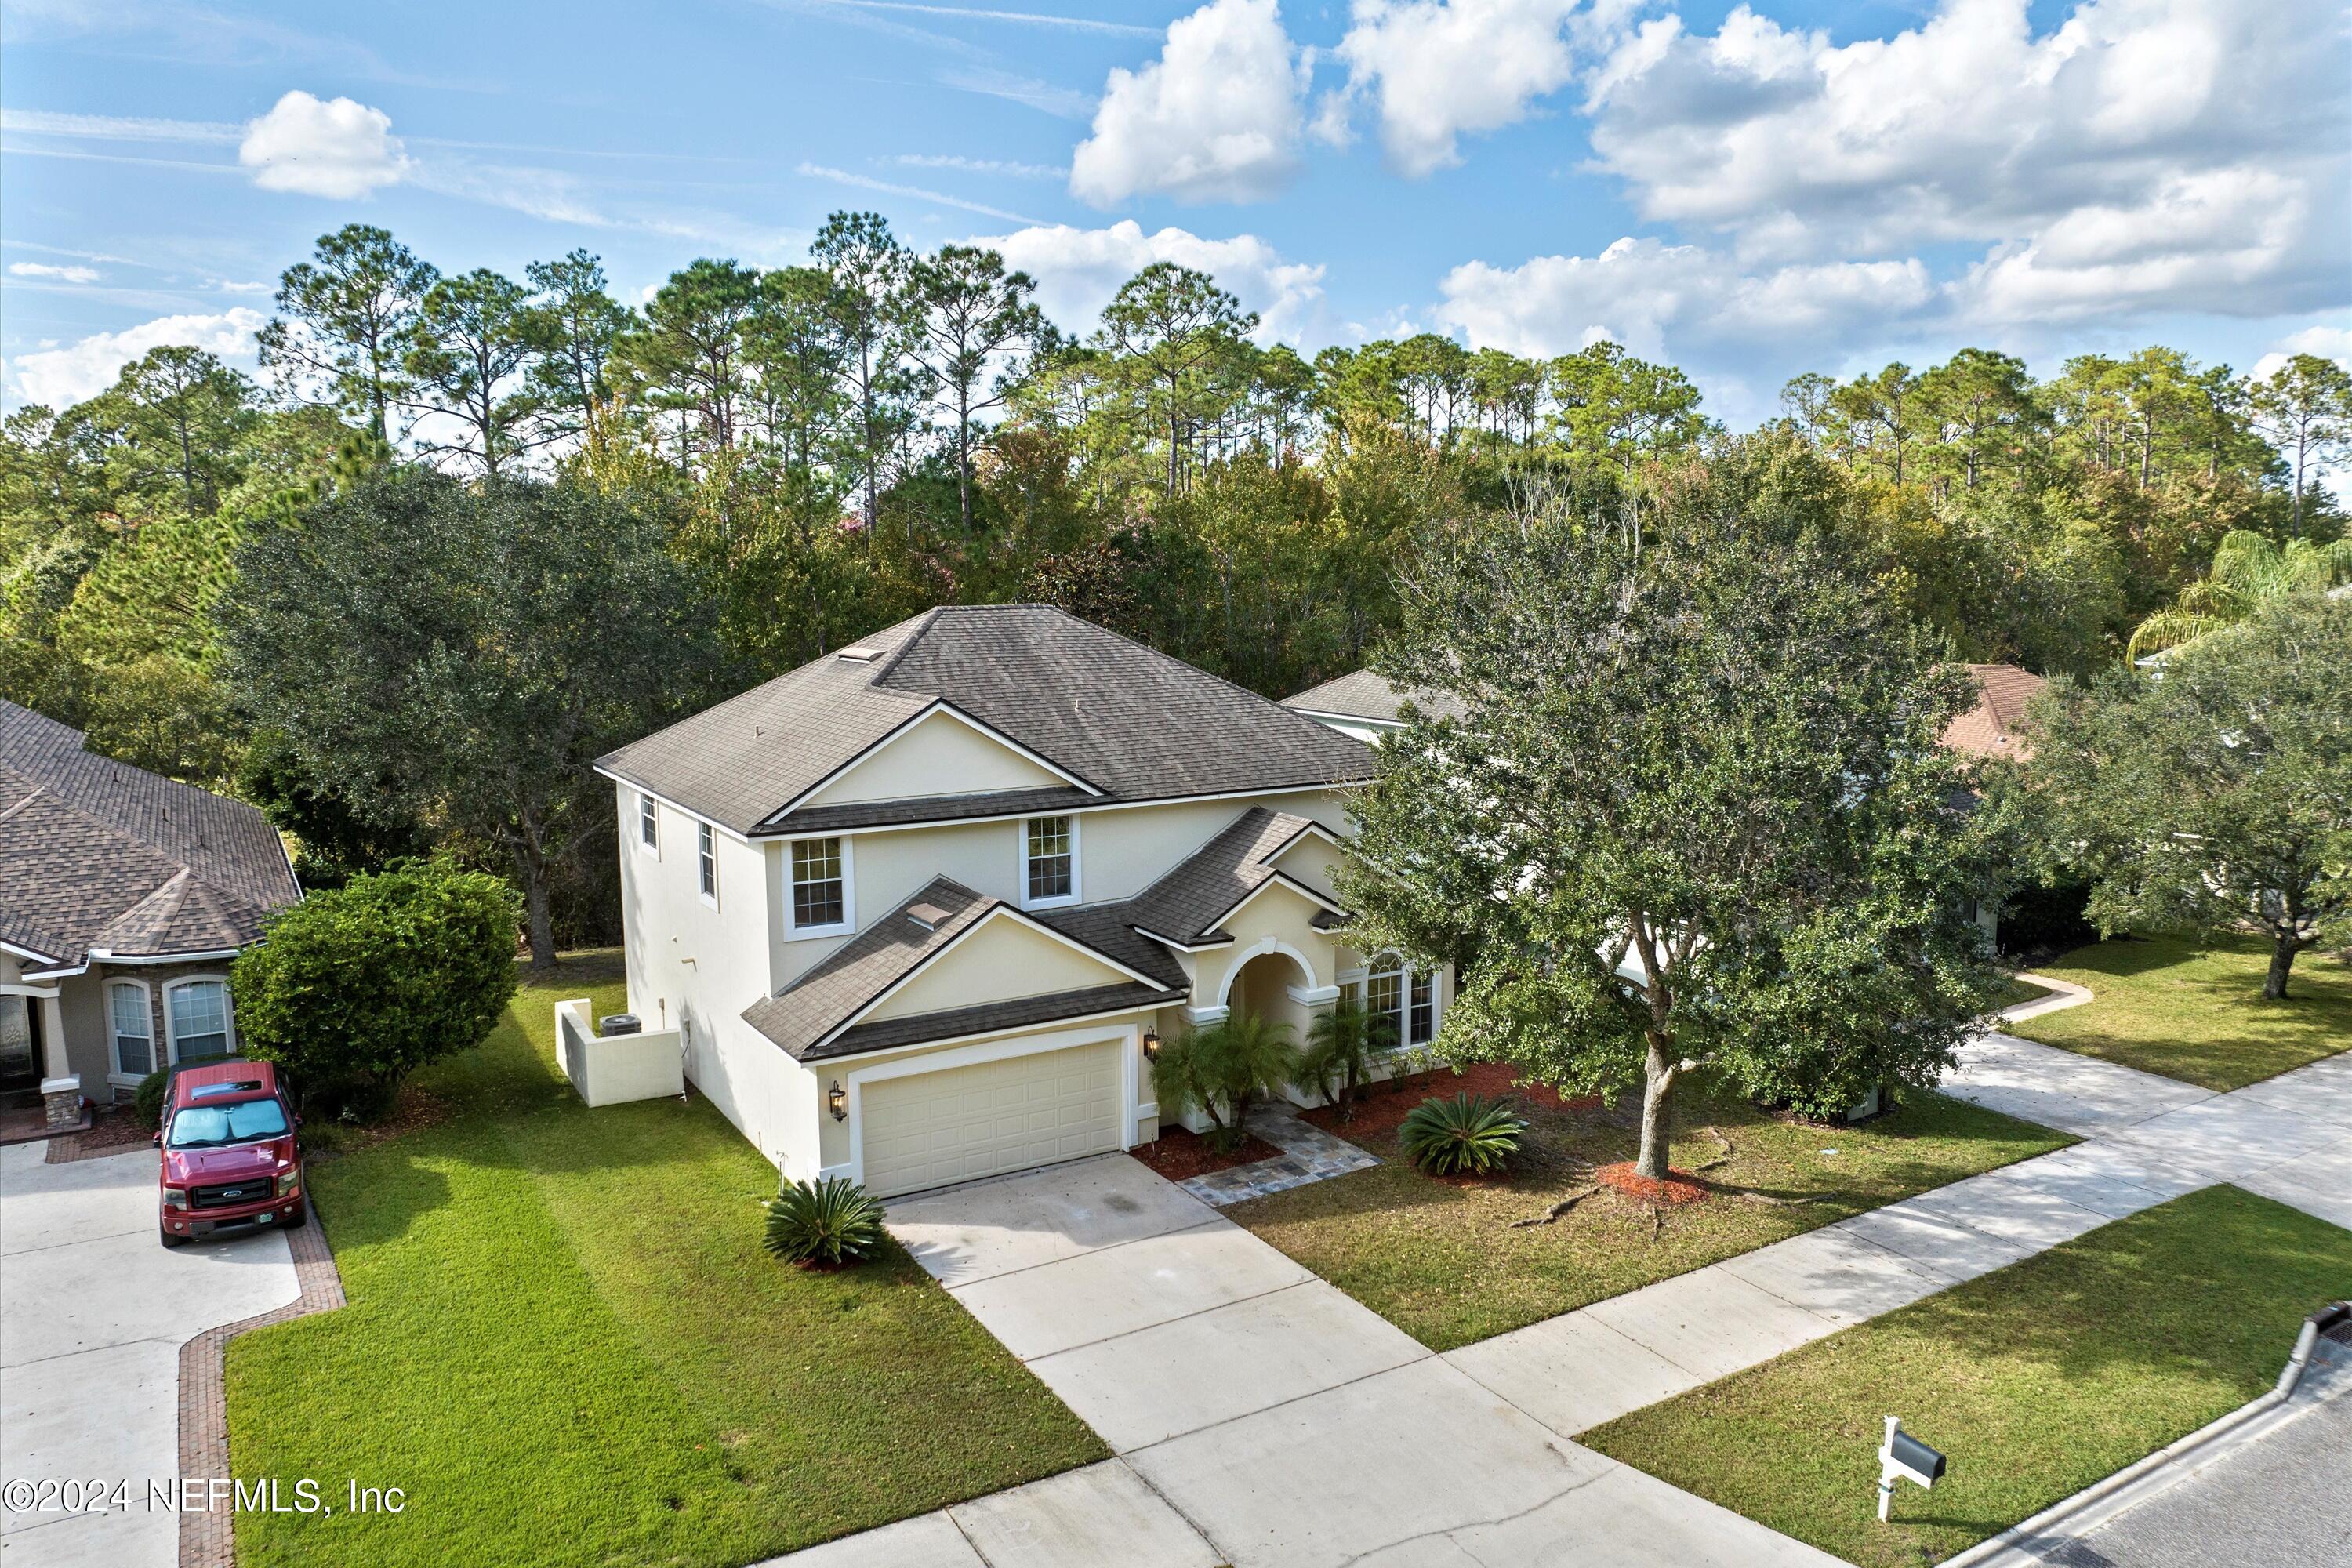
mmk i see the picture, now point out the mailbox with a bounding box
[1877,1416,1945,1522]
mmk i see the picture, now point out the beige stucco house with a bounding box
[1,701,301,1133]
[594,605,1450,1198]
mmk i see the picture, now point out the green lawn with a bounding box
[1992,974,2058,1011]
[225,953,1105,1568]
[1228,1078,2071,1352]
[1583,1186,2352,1568]
[2005,935,2352,1091]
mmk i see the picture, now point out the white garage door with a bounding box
[861,1039,1123,1198]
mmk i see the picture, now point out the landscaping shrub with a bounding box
[1299,996,1377,1115]
[1149,1009,1300,1152]
[763,1176,888,1268]
[1399,1093,1526,1176]
[228,855,521,1120]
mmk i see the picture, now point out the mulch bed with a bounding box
[45,1105,156,1163]
[1129,1123,1284,1181]
[1301,1061,1602,1145]
[1593,1161,1711,1205]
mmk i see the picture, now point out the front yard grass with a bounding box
[225,952,1105,1568]
[1228,1076,2070,1352]
[2005,935,2352,1091]
[1581,1185,2352,1568]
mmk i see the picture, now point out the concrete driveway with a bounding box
[782,1152,1838,1568]
[1,1140,299,1568]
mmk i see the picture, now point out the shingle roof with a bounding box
[1115,806,1336,946]
[1283,669,1466,726]
[601,606,1376,835]
[1941,664,2049,763]
[0,702,299,967]
[740,875,1184,1061]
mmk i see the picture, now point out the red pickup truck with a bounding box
[156,1058,307,1247]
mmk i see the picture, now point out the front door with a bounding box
[0,996,39,1097]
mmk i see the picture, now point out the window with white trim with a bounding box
[166,978,230,1060]
[1359,956,1437,1051]
[639,792,659,851]
[109,982,154,1077]
[697,822,718,902]
[1024,815,1076,906]
[790,837,847,931]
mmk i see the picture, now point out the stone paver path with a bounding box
[1174,1102,1380,1207]
[771,993,2352,1568]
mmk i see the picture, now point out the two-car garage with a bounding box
[856,1036,1126,1199]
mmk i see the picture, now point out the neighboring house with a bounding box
[0,701,301,1131]
[1284,662,2051,947]
[595,604,1452,1199]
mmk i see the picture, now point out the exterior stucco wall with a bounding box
[866,917,1133,1022]
[803,711,1069,807]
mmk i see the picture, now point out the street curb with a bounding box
[1937,1301,2351,1568]
[176,1198,348,1568]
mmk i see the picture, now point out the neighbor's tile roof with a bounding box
[1283,669,1466,725]
[1941,664,2049,763]
[0,701,299,967]
[741,875,1184,1062]
[600,606,1375,836]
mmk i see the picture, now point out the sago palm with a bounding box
[2129,531,2352,662]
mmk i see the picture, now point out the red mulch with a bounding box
[1592,1161,1711,1204]
[1300,1062,1602,1144]
[1129,1123,1283,1181]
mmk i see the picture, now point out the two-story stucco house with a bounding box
[594,605,1451,1199]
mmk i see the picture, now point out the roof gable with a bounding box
[794,706,1094,814]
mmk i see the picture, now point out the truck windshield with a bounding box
[167,1098,290,1149]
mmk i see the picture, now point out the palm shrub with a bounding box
[1399,1094,1526,1177]
[763,1175,888,1268]
[1299,996,1377,1116]
[1149,1008,1301,1152]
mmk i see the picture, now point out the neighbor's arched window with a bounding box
[165,977,233,1062]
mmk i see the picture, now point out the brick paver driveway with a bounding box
[0,1141,298,1568]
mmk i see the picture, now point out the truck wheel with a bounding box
[161,1225,188,1248]
[285,1203,309,1230]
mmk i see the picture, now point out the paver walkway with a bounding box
[768,1011,2352,1568]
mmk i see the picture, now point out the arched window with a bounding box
[165,977,234,1062]
[109,981,154,1078]
[1359,954,1438,1051]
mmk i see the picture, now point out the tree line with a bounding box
[3,213,2347,957]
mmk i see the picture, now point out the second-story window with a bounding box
[697,823,717,902]
[1025,815,1075,905]
[639,792,659,851]
[792,837,846,929]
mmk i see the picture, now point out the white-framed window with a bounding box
[638,792,659,853]
[108,980,154,1079]
[697,822,718,905]
[789,836,852,935]
[164,977,233,1062]
[1358,956,1438,1051]
[1022,815,1078,907]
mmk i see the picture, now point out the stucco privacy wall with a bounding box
[866,917,1134,1022]
[555,998,685,1107]
[801,710,1069,808]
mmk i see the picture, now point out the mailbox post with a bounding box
[1877,1415,1946,1522]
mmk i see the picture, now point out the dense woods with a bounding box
[4,215,2347,948]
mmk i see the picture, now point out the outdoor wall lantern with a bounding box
[1875,1416,1946,1523]
[1142,1027,1160,1062]
[828,1080,847,1121]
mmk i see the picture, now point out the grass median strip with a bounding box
[1228,1076,2070,1352]
[1581,1185,2352,1568]
[225,953,1105,1568]
[2006,935,2352,1091]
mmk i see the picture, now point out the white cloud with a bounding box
[2252,325,2352,381]
[1322,0,1613,176]
[8,261,101,283]
[5,307,263,409]
[0,107,239,143]
[238,89,412,198]
[797,162,1046,224]
[1581,0,2348,318]
[888,154,1067,180]
[978,219,1327,341]
[1436,236,1933,360]
[1070,0,1309,206]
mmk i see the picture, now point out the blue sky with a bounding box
[3,0,2346,425]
